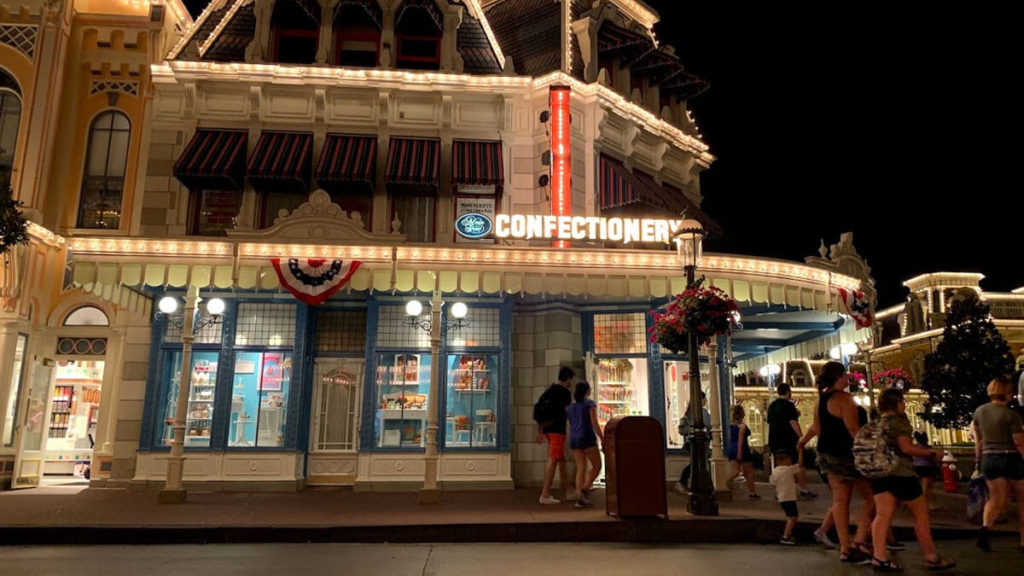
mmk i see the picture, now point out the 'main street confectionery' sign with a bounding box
[456,213,688,246]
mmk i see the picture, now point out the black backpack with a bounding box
[533,385,563,427]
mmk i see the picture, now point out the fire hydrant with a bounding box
[942,452,958,493]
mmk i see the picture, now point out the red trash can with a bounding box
[603,416,668,518]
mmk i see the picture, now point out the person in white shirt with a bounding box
[770,450,800,545]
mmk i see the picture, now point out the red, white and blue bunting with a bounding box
[271,258,361,306]
[838,287,873,329]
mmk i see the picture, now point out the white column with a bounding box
[706,341,731,499]
[159,286,197,503]
[420,287,442,503]
[95,324,126,458]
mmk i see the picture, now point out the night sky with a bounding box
[180,1,1020,306]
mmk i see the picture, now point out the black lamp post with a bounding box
[675,220,718,516]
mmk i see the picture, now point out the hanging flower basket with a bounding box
[874,368,913,390]
[650,277,740,353]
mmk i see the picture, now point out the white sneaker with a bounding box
[539,495,561,505]
[565,489,582,501]
[813,529,836,549]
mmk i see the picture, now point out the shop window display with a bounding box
[593,358,649,429]
[159,351,220,447]
[445,354,497,447]
[229,352,291,448]
[374,353,430,448]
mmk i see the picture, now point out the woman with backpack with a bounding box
[972,375,1024,551]
[867,388,954,571]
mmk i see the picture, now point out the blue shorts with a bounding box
[571,434,597,451]
[981,453,1024,481]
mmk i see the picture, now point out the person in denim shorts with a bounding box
[972,376,1024,551]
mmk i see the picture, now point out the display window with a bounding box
[229,352,292,448]
[590,313,651,429]
[445,354,497,447]
[45,360,104,476]
[374,352,431,448]
[158,351,220,447]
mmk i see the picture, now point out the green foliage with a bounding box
[921,293,1014,429]
[0,165,29,256]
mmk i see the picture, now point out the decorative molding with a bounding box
[0,23,37,59]
[227,189,406,244]
[89,80,139,97]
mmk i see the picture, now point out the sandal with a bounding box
[923,556,956,571]
[853,541,874,557]
[840,550,871,565]
[872,558,903,573]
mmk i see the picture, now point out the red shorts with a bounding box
[546,433,566,460]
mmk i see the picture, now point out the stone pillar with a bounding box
[91,323,125,478]
[440,6,464,73]
[706,341,732,501]
[315,0,339,65]
[380,1,395,68]
[245,0,277,63]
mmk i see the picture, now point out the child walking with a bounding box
[567,381,604,508]
[770,450,800,545]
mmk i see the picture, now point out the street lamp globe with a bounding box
[841,342,859,357]
[206,297,226,317]
[158,296,179,315]
[450,302,468,319]
[674,219,705,270]
[405,300,423,317]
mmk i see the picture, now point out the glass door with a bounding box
[310,358,364,454]
[11,363,55,489]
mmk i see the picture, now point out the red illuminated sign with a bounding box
[549,86,571,248]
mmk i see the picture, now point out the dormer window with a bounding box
[271,0,320,64]
[395,0,443,71]
[334,0,382,67]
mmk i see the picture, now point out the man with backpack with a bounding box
[535,366,577,504]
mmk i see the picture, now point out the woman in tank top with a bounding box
[972,376,1024,551]
[798,361,875,564]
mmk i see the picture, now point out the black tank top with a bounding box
[817,390,854,458]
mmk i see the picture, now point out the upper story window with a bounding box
[395,0,443,71]
[78,111,130,230]
[272,0,320,64]
[334,1,382,67]
[0,69,22,171]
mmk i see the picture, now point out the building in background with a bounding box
[1,0,871,492]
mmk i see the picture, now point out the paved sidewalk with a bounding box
[0,481,1016,546]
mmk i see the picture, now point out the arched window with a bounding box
[395,0,443,71]
[78,111,131,229]
[63,306,110,326]
[333,1,382,67]
[271,0,320,64]
[0,69,22,172]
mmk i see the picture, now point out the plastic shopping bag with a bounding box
[967,474,988,526]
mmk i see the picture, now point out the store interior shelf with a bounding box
[452,389,490,394]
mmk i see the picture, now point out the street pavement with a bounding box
[0,540,1020,575]
[0,479,1018,545]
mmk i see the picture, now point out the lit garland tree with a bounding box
[0,165,29,257]
[921,292,1014,429]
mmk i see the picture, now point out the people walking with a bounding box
[567,381,604,508]
[727,404,759,499]
[534,366,577,505]
[971,375,1024,551]
[868,388,955,572]
[675,392,711,494]
[770,449,800,545]
[798,361,874,564]
[912,428,939,508]
[768,383,816,498]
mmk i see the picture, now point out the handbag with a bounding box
[967,472,988,526]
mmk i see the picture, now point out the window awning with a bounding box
[397,0,443,30]
[663,182,723,238]
[453,140,504,188]
[173,130,247,190]
[316,134,377,186]
[598,23,652,54]
[599,156,668,211]
[247,131,313,191]
[386,138,440,193]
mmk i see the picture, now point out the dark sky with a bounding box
[179,1,1020,306]
[646,2,1021,306]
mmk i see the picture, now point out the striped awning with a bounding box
[316,135,377,186]
[386,138,440,192]
[598,23,652,54]
[663,182,723,237]
[599,156,668,211]
[173,130,247,190]
[453,140,504,188]
[247,131,313,191]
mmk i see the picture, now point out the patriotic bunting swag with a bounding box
[838,287,873,329]
[271,258,361,306]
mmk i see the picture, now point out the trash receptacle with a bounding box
[604,416,667,518]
